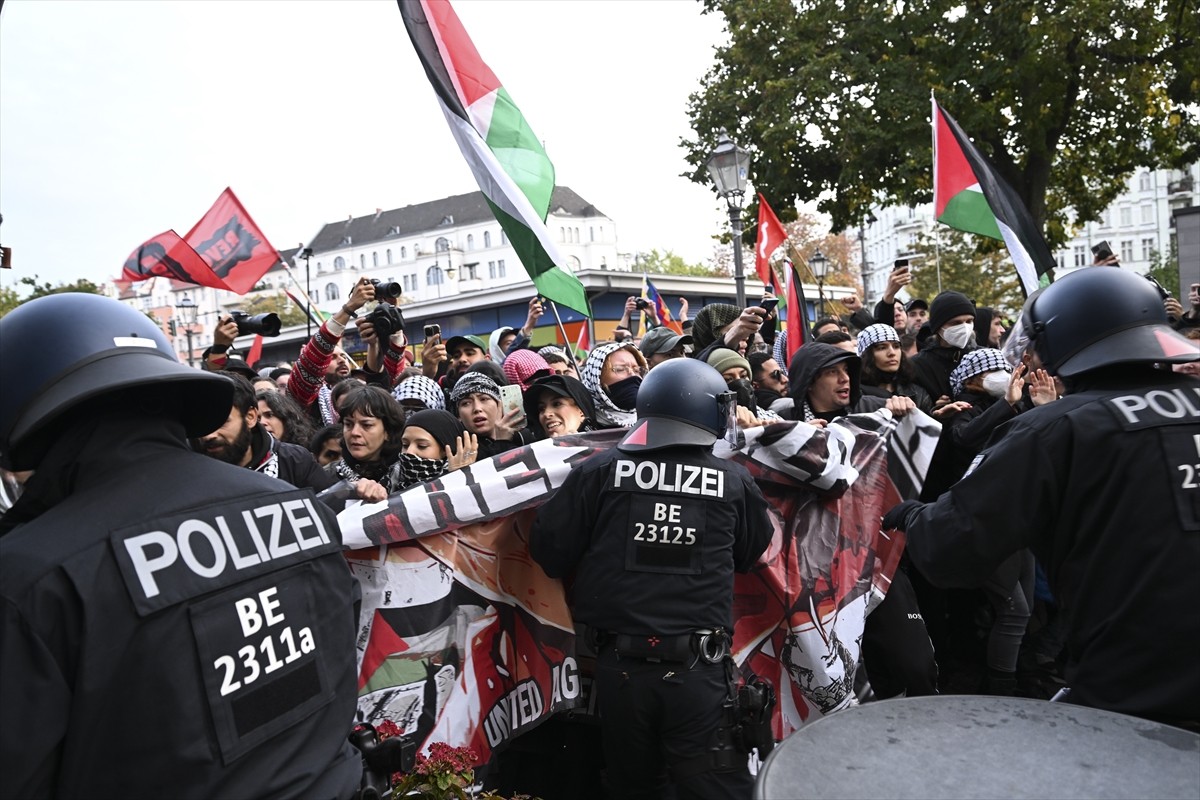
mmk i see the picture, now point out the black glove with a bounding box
[882,500,923,532]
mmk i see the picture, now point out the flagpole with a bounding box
[546,300,573,352]
[280,263,325,327]
[935,227,944,295]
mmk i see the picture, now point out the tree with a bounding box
[1145,242,1180,299]
[683,0,1198,249]
[0,275,105,319]
[236,291,310,328]
[0,286,19,319]
[636,249,721,277]
[909,230,1024,315]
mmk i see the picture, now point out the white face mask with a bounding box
[981,371,1010,399]
[941,322,975,350]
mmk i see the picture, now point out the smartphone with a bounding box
[498,384,526,426]
[1091,240,1114,261]
[424,323,440,340]
[761,298,779,314]
[893,258,910,271]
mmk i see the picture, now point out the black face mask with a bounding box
[605,375,642,410]
[730,378,758,414]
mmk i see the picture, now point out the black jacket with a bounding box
[905,369,1200,725]
[910,340,974,401]
[246,424,337,493]
[918,388,1019,500]
[529,445,771,636]
[0,413,362,799]
[780,343,887,421]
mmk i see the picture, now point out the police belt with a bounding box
[595,629,730,664]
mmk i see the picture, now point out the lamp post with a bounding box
[705,128,752,308]
[432,260,456,299]
[175,293,198,367]
[810,248,830,318]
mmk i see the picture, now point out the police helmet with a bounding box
[0,292,234,469]
[618,357,734,452]
[1024,268,1198,377]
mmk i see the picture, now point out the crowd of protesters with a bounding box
[2,265,1196,799]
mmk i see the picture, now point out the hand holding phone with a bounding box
[498,384,526,427]
[424,323,441,342]
[761,298,780,314]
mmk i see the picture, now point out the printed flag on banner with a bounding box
[755,194,788,295]
[642,275,683,334]
[335,410,941,764]
[932,97,1056,294]
[122,188,282,295]
[399,0,590,317]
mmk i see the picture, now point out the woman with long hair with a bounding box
[857,324,963,417]
[255,389,316,447]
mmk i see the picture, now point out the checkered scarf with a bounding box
[949,348,1011,397]
[856,324,900,357]
[393,375,446,411]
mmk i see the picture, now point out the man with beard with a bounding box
[194,374,334,493]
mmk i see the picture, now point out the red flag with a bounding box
[245,334,264,367]
[784,260,813,366]
[122,188,281,295]
[755,194,788,288]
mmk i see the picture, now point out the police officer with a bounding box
[0,294,363,798]
[883,267,1200,729]
[529,358,772,799]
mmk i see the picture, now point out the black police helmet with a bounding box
[618,357,733,452]
[1024,267,1198,377]
[0,293,234,469]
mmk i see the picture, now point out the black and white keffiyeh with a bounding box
[949,348,1011,397]
[394,375,446,411]
[856,324,900,357]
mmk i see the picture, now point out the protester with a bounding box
[909,290,978,403]
[905,298,929,334]
[393,374,447,416]
[689,302,766,361]
[707,348,783,424]
[256,387,317,447]
[838,293,875,333]
[539,346,581,379]
[449,372,524,458]
[489,297,545,364]
[748,351,789,410]
[1174,282,1200,332]
[638,326,693,368]
[523,375,597,439]
[396,409,476,490]
[814,329,857,353]
[810,316,845,339]
[529,358,772,799]
[580,341,646,428]
[973,307,1007,348]
[310,423,343,467]
[857,324,945,416]
[0,293,362,798]
[885,267,1200,727]
[501,348,552,392]
[325,384,408,502]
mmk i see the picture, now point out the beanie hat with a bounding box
[706,347,751,377]
[501,348,552,392]
[691,303,742,350]
[403,409,466,450]
[928,291,976,334]
[393,374,446,411]
[856,323,901,356]
[449,372,502,405]
[949,348,1011,397]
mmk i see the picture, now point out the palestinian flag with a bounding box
[932,97,1056,294]
[400,0,591,317]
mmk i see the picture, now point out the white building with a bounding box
[859,162,1199,303]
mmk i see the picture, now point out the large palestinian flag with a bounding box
[932,97,1056,294]
[399,0,591,317]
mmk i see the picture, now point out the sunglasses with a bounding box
[769,369,785,381]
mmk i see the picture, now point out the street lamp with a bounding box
[706,128,752,308]
[810,248,830,318]
[175,293,198,367]
[431,259,456,299]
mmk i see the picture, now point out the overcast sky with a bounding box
[0,0,736,294]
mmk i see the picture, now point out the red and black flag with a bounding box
[122,188,281,295]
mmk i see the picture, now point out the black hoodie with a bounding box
[778,343,886,421]
[523,374,598,439]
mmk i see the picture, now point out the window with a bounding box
[435,237,450,252]
[400,246,407,260]
[1120,240,1134,262]
[590,227,595,242]
[316,262,322,272]
[360,254,366,269]
[310,290,320,304]
[488,260,496,279]
[559,227,565,242]
[427,266,445,286]
[500,230,507,245]
[334,256,346,270]
[1056,253,1066,269]
[1097,211,1108,228]
[1139,171,1152,192]
[462,263,478,280]
[1141,238,1155,261]
[484,231,492,248]
[567,255,581,271]
[1120,207,1132,226]
[325,283,340,301]
[497,259,506,278]
[1073,245,1086,267]
[386,249,392,264]
[403,274,417,292]
[574,227,581,243]
[1141,204,1153,224]
[372,252,379,267]
[466,234,474,250]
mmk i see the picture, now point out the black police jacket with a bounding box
[904,369,1200,725]
[0,414,362,799]
[529,444,772,637]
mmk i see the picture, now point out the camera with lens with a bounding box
[634,298,652,311]
[349,722,416,800]
[367,302,406,339]
[229,310,281,337]
[729,677,776,757]
[370,278,403,300]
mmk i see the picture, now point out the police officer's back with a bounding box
[530,358,771,800]
[884,268,1200,728]
[0,294,362,798]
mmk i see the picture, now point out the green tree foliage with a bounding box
[1145,242,1180,298]
[236,291,310,328]
[683,0,1198,248]
[636,249,718,277]
[0,275,105,318]
[909,230,1024,315]
[0,285,20,319]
